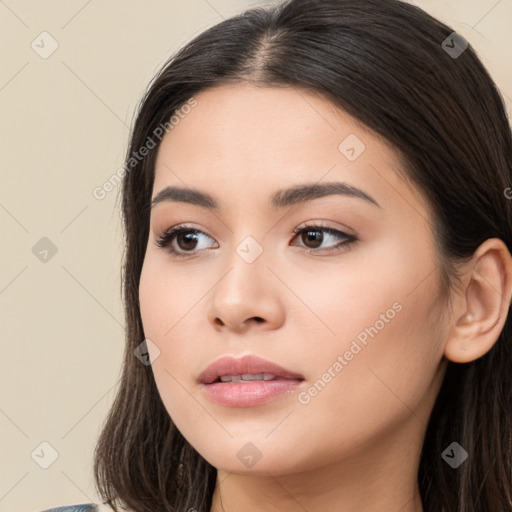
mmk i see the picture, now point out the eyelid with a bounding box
[292,219,354,236]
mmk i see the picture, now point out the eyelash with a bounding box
[154,222,357,258]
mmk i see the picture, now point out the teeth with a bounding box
[219,373,277,382]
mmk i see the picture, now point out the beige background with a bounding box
[1,1,511,511]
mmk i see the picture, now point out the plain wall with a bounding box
[1,1,511,511]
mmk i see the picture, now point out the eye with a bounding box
[154,222,357,258]
[154,224,218,258]
[290,222,357,255]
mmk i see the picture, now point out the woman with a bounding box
[41,0,512,510]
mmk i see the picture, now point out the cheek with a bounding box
[283,248,410,353]
[139,260,170,344]
[138,253,203,338]
[289,239,444,416]
[138,255,208,425]
[295,265,444,441]
[286,304,441,473]
[138,255,197,369]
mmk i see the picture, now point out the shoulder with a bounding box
[37,505,99,512]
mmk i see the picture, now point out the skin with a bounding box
[138,82,512,512]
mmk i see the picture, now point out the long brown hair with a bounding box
[93,1,512,510]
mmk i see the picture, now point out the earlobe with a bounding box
[443,238,512,364]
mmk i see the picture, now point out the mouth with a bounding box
[198,355,305,407]
[198,355,305,385]
[211,373,292,383]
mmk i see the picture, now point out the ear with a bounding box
[444,238,512,363]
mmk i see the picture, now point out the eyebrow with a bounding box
[150,181,381,210]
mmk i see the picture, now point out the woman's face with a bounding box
[139,82,450,475]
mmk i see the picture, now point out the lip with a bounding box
[198,355,304,384]
[198,355,305,407]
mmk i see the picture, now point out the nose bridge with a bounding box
[208,228,284,329]
[221,209,270,274]
[219,232,269,298]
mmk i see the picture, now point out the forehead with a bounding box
[156,83,385,169]
[152,83,427,217]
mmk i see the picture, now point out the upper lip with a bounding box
[198,355,305,384]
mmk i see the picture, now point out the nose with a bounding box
[208,246,285,333]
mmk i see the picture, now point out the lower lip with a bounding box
[201,379,304,407]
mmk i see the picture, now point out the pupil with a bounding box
[303,230,323,248]
[178,232,198,250]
